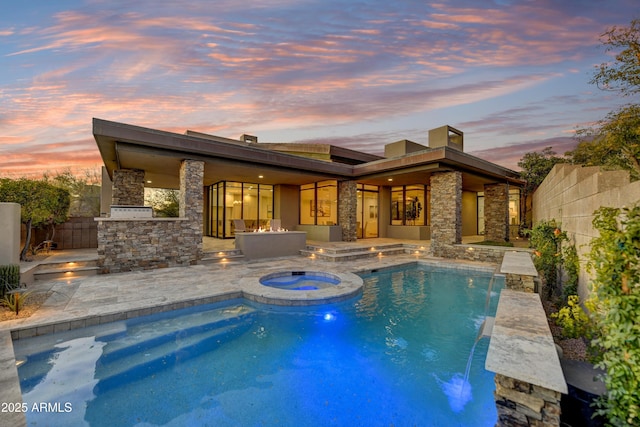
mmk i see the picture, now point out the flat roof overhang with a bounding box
[93,118,524,191]
[94,118,355,188]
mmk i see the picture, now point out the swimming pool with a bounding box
[14,263,503,426]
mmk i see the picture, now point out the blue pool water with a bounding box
[14,264,504,426]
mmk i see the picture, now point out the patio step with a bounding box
[200,249,245,264]
[300,243,407,262]
[33,260,100,281]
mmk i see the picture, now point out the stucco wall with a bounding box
[532,163,640,298]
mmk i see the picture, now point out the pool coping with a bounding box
[0,255,499,427]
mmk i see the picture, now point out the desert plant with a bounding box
[0,264,20,297]
[1,290,31,315]
[587,205,640,426]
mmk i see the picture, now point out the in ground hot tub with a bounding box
[260,271,340,290]
[240,270,363,306]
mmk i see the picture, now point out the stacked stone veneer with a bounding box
[112,169,145,205]
[97,160,204,274]
[434,244,526,264]
[430,171,462,255]
[484,183,509,242]
[505,273,536,292]
[494,374,562,426]
[338,180,357,242]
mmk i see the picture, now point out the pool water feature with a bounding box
[260,271,340,290]
[14,264,504,426]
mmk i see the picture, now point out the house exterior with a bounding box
[93,118,523,272]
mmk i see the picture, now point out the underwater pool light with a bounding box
[323,312,336,321]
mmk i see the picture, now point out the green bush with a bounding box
[550,295,591,339]
[562,244,580,301]
[0,264,20,297]
[525,219,567,297]
[588,205,640,426]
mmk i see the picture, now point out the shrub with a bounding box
[562,244,580,301]
[525,219,567,297]
[588,205,640,426]
[550,295,591,339]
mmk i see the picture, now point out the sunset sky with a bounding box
[1,0,637,177]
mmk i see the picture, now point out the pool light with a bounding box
[323,312,336,321]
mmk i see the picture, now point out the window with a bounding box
[300,180,338,225]
[390,185,427,226]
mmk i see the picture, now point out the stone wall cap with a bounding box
[486,289,568,394]
[500,251,538,277]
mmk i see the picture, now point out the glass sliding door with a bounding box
[207,181,274,238]
[357,184,379,238]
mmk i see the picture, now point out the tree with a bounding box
[145,188,180,217]
[590,18,640,96]
[517,147,564,230]
[0,178,70,261]
[43,168,101,217]
[567,19,640,180]
[569,104,640,180]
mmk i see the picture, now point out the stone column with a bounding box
[484,183,509,242]
[179,159,204,221]
[180,159,204,262]
[430,171,462,251]
[112,169,145,205]
[338,180,357,242]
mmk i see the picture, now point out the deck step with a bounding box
[33,260,99,280]
[304,243,404,255]
[200,249,245,264]
[300,245,406,262]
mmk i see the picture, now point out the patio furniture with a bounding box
[232,219,247,234]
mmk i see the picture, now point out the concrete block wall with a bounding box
[533,164,640,298]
